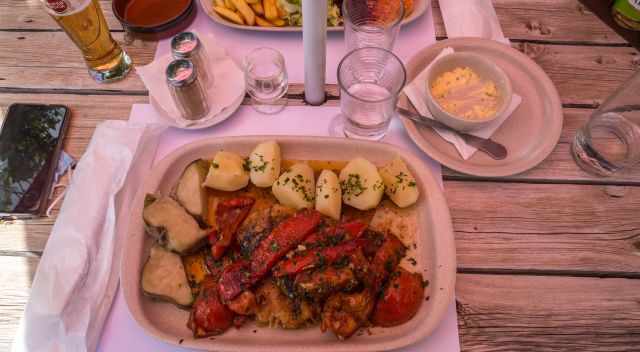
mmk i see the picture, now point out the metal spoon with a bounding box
[397,107,508,160]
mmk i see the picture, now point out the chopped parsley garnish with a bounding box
[408,181,416,187]
[242,158,251,172]
[341,173,367,200]
[270,241,280,252]
[250,153,269,172]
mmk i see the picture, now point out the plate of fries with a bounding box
[200,0,428,32]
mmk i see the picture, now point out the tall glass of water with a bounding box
[338,47,406,140]
[244,47,288,114]
[572,71,640,176]
[343,0,404,51]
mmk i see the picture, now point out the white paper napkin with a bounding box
[12,121,166,352]
[403,47,522,159]
[136,30,245,128]
[439,0,510,44]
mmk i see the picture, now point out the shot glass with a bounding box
[343,0,404,52]
[244,47,288,115]
[572,71,640,176]
[338,47,406,140]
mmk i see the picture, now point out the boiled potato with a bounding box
[339,157,384,211]
[249,140,281,187]
[379,157,419,208]
[272,163,315,209]
[315,170,341,220]
[203,151,249,191]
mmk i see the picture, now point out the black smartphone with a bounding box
[0,104,70,218]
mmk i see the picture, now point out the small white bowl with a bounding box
[424,52,513,132]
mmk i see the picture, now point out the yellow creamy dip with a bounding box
[430,67,499,120]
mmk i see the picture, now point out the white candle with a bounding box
[302,0,327,105]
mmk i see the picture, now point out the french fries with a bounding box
[213,0,288,28]
[251,2,264,15]
[231,0,256,26]
[255,16,274,27]
[263,0,278,21]
[270,18,286,26]
[213,6,245,25]
[224,0,236,10]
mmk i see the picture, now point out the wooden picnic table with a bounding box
[1,0,639,350]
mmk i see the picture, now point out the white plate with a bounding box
[150,91,244,130]
[399,38,563,177]
[121,136,456,352]
[200,0,429,32]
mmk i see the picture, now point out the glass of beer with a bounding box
[41,0,132,82]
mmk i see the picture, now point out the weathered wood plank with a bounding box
[447,181,640,274]
[442,108,640,183]
[457,274,640,351]
[0,94,147,160]
[1,0,629,45]
[0,0,123,31]
[432,0,628,44]
[0,31,154,93]
[0,256,37,351]
[2,31,638,105]
[1,257,639,352]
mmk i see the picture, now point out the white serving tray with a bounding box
[199,0,429,32]
[121,136,456,352]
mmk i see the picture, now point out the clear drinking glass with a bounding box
[244,47,288,114]
[572,71,640,176]
[343,0,404,51]
[338,47,406,140]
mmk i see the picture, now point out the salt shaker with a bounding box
[166,59,210,120]
[171,32,212,87]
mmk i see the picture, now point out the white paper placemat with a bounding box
[96,104,460,352]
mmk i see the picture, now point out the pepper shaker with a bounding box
[171,32,212,87]
[166,59,210,121]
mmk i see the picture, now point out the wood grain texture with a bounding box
[457,274,640,351]
[0,256,37,351]
[441,108,640,183]
[432,0,628,44]
[2,31,638,106]
[1,0,628,45]
[447,181,640,274]
[0,94,148,160]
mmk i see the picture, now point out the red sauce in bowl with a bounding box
[123,0,191,27]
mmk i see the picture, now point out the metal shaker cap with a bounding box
[166,59,198,87]
[171,32,201,59]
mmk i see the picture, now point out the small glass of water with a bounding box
[244,47,288,114]
[572,71,640,176]
[343,0,404,51]
[338,47,406,140]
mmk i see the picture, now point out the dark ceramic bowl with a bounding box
[112,0,196,41]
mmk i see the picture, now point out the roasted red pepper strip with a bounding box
[210,197,255,259]
[217,260,251,302]
[301,220,367,248]
[369,233,406,293]
[218,209,322,301]
[273,238,369,277]
[250,209,322,280]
